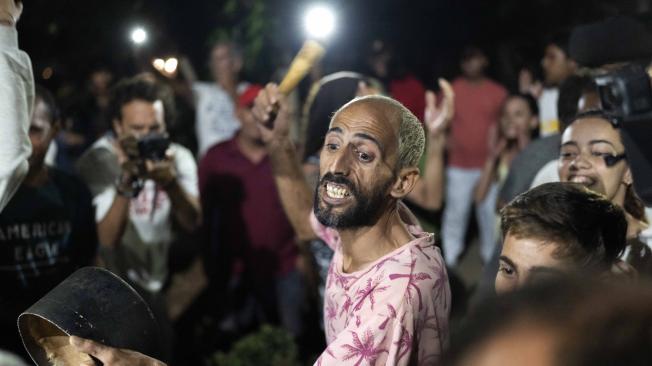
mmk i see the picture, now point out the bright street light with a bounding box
[152,57,178,77]
[164,57,178,74]
[152,58,165,71]
[130,27,147,45]
[304,4,336,40]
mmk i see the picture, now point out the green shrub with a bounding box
[209,325,300,366]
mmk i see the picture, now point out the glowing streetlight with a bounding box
[130,27,148,45]
[152,57,178,77]
[164,57,178,74]
[304,4,336,41]
[152,58,165,71]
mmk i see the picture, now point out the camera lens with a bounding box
[599,85,622,111]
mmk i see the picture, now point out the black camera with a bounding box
[594,64,652,123]
[594,64,652,205]
[137,133,170,161]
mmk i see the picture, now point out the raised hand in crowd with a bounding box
[518,67,543,98]
[252,83,316,241]
[488,135,508,162]
[406,78,455,211]
[424,78,455,147]
[252,83,293,146]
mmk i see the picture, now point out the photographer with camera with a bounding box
[76,76,200,328]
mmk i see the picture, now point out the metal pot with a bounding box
[18,267,162,365]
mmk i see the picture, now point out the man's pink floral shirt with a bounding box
[311,207,451,366]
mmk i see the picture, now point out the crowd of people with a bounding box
[1,1,652,365]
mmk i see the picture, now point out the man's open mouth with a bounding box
[325,182,351,199]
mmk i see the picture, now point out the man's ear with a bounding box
[113,119,122,136]
[390,167,420,199]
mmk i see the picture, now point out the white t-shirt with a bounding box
[539,88,560,137]
[193,81,248,157]
[78,135,198,292]
[530,159,560,189]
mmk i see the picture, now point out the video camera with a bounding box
[116,132,171,197]
[594,64,652,204]
[594,64,652,123]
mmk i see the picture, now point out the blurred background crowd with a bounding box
[2,0,652,365]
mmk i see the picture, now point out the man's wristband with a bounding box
[115,173,143,198]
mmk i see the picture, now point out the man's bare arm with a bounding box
[408,134,446,210]
[252,83,316,241]
[97,195,130,248]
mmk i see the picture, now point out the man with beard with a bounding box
[251,84,451,365]
[69,86,451,365]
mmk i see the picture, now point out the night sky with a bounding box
[18,0,649,94]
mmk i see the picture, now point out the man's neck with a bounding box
[217,77,239,99]
[24,164,49,187]
[465,75,486,85]
[337,205,415,273]
[236,133,267,164]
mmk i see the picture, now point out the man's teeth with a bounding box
[326,183,350,199]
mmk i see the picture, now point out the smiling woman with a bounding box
[558,111,632,209]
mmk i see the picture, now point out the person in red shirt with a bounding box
[197,84,303,337]
[366,39,427,121]
[442,47,507,266]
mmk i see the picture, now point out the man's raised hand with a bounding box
[424,78,455,142]
[251,83,291,146]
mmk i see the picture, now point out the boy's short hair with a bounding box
[500,182,627,271]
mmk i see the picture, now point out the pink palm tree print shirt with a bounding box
[310,204,451,366]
